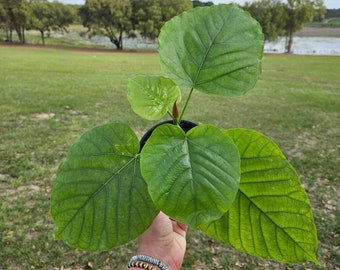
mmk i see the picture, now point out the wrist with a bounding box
[134,248,182,270]
[128,254,169,270]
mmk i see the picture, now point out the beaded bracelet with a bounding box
[127,260,155,270]
[128,254,169,270]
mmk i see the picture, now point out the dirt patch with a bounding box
[34,113,55,120]
[295,26,340,37]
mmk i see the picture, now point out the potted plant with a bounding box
[50,4,318,265]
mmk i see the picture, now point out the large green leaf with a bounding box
[50,123,158,252]
[158,4,264,97]
[140,124,240,227]
[127,75,181,120]
[200,129,319,264]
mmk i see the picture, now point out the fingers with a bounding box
[171,220,188,238]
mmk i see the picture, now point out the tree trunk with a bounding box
[110,36,123,50]
[6,30,10,41]
[118,30,123,50]
[285,32,293,53]
[15,26,23,44]
[8,25,13,42]
[22,26,26,44]
[287,34,293,53]
[40,30,45,46]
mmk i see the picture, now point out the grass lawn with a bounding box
[0,46,339,269]
[310,17,340,27]
[327,18,340,27]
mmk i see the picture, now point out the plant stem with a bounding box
[179,87,194,123]
[167,110,173,118]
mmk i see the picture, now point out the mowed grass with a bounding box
[328,18,340,26]
[0,46,339,269]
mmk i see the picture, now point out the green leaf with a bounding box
[158,4,264,97]
[127,75,181,120]
[200,129,319,264]
[140,124,240,227]
[50,123,158,252]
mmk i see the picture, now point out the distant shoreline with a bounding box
[1,26,340,55]
[295,26,340,38]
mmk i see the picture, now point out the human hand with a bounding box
[131,212,188,270]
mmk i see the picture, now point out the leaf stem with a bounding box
[179,88,194,123]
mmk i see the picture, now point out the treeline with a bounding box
[0,0,75,45]
[79,0,195,49]
[0,0,330,52]
[0,0,209,48]
[325,8,340,19]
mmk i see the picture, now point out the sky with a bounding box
[57,0,340,9]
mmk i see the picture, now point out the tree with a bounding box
[0,3,10,40]
[131,0,162,40]
[131,0,192,40]
[28,1,75,46]
[52,2,76,33]
[284,0,316,53]
[159,0,192,22]
[192,0,214,7]
[0,0,29,43]
[80,0,132,50]
[313,0,326,22]
[244,0,287,41]
[27,1,52,45]
[325,8,340,19]
[244,0,320,53]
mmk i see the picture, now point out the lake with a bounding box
[265,37,340,55]
[53,32,340,56]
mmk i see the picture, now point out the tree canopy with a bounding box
[28,1,75,45]
[0,0,29,43]
[284,0,317,53]
[0,0,76,44]
[244,0,287,41]
[244,0,325,53]
[80,0,133,50]
[131,0,192,40]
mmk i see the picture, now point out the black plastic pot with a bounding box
[139,120,198,152]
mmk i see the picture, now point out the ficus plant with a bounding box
[50,4,318,265]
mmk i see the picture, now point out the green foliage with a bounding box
[127,75,181,120]
[52,2,76,32]
[310,17,340,27]
[28,1,75,45]
[79,0,133,49]
[0,0,29,43]
[284,0,317,52]
[131,0,192,40]
[192,0,214,7]
[200,129,318,264]
[159,4,263,97]
[50,123,158,251]
[244,0,325,52]
[243,0,288,41]
[140,124,240,227]
[0,0,75,44]
[325,8,340,19]
[313,0,326,22]
[0,3,6,24]
[327,17,340,26]
[50,4,318,265]
[131,0,162,40]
